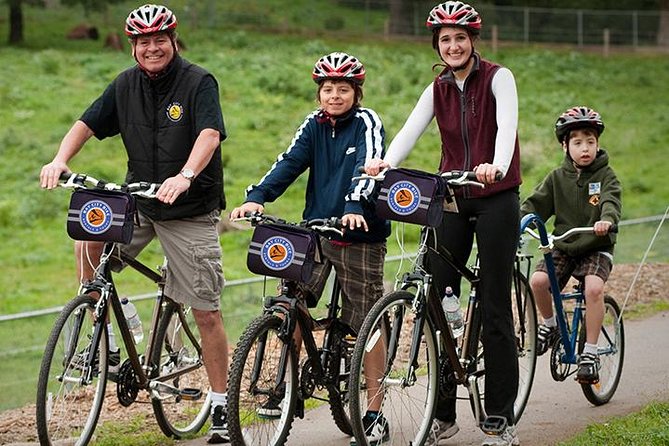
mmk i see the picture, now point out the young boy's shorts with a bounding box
[536,249,613,291]
[111,210,224,311]
[296,238,386,334]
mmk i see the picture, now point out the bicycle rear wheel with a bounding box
[510,271,538,421]
[151,300,211,437]
[349,291,438,446]
[227,313,298,446]
[579,295,624,405]
[36,294,109,445]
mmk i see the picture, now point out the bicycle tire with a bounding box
[349,291,439,446]
[36,294,109,446]
[326,323,355,436]
[578,295,625,406]
[467,270,538,423]
[510,271,538,421]
[227,313,298,446]
[151,300,211,437]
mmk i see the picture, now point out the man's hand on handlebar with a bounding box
[230,202,265,220]
[40,161,70,190]
[364,159,391,176]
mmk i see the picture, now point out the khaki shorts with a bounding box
[112,210,224,311]
[536,249,613,291]
[297,238,386,333]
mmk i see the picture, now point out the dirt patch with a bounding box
[1,263,666,445]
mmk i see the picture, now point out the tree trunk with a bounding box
[388,0,416,35]
[658,0,669,46]
[8,0,23,45]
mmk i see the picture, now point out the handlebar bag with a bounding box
[247,222,320,282]
[375,168,445,227]
[67,189,136,244]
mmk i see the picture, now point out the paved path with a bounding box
[177,311,669,446]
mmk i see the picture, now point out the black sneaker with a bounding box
[256,382,285,419]
[350,413,389,446]
[207,404,230,444]
[536,324,559,356]
[576,352,600,384]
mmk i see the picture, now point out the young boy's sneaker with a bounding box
[425,419,459,446]
[207,404,230,444]
[537,324,559,356]
[350,412,389,446]
[576,352,600,384]
[481,424,519,446]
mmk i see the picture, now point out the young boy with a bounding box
[230,52,391,445]
[521,106,622,384]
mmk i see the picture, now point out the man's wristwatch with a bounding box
[180,168,195,182]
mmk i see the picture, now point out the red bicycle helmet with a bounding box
[125,4,177,37]
[426,1,482,33]
[312,52,366,85]
[555,106,605,143]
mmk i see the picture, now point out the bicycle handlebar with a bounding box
[352,168,501,189]
[58,172,161,199]
[236,212,344,237]
[521,213,618,247]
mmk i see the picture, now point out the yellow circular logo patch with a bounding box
[166,102,184,122]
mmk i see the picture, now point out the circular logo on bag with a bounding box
[80,200,113,234]
[388,181,421,215]
[261,236,295,271]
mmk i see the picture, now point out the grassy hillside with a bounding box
[1,3,668,317]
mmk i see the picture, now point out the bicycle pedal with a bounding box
[180,388,202,400]
[480,415,508,435]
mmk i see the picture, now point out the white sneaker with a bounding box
[425,419,459,446]
[481,425,519,446]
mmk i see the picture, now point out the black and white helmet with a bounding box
[555,106,605,143]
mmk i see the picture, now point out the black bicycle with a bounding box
[36,173,210,445]
[226,213,355,446]
[348,168,538,446]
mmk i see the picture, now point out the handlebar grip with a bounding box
[609,224,618,234]
[59,172,73,181]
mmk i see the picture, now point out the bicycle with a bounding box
[226,213,356,446]
[36,173,211,445]
[348,168,538,446]
[520,213,624,405]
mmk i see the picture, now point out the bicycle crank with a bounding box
[117,360,139,407]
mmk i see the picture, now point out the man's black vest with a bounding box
[115,56,225,220]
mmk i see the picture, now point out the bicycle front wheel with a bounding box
[151,300,211,437]
[510,271,538,421]
[227,313,298,446]
[36,294,109,446]
[579,295,625,405]
[349,291,439,446]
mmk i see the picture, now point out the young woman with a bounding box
[366,2,522,445]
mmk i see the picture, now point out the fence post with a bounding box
[524,7,529,45]
[603,28,610,57]
[577,10,583,47]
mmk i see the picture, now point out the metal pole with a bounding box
[524,7,529,45]
[577,10,583,47]
[633,10,639,49]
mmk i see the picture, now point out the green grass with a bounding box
[559,401,669,446]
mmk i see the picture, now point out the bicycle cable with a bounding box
[617,204,669,322]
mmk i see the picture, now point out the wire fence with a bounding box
[0,214,667,412]
[178,1,667,49]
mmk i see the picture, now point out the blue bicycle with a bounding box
[520,213,624,405]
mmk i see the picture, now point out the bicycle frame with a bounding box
[520,213,582,364]
[80,241,202,391]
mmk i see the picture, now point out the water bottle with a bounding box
[121,298,144,344]
[442,286,464,338]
